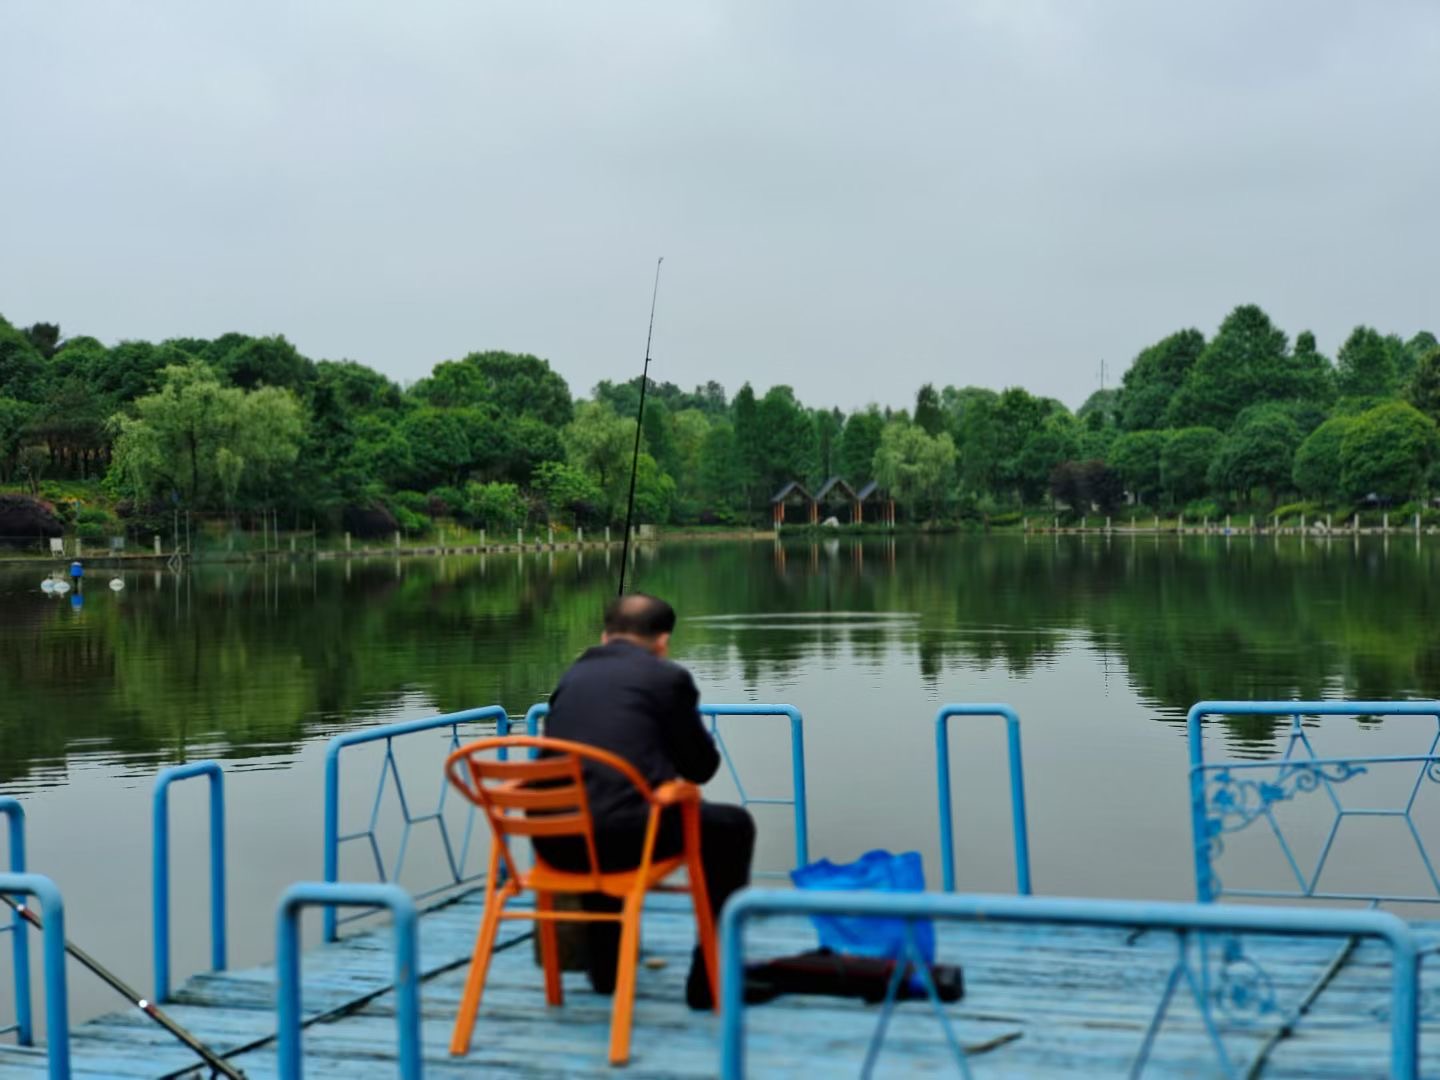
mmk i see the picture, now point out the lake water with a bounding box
[3,532,1440,1029]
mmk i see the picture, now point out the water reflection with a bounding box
[3,535,1439,791]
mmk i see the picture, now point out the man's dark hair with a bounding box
[604,593,677,638]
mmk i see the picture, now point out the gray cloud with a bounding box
[3,1,1436,410]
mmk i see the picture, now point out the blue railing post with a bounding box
[720,889,1420,1079]
[277,882,421,1080]
[152,760,227,1003]
[1187,700,1440,906]
[0,874,69,1080]
[934,705,1032,894]
[322,705,508,941]
[1187,703,1216,903]
[701,704,810,868]
[787,707,809,867]
[0,800,32,1045]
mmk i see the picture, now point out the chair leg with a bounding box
[608,891,645,1066]
[450,892,504,1056]
[536,891,564,1006]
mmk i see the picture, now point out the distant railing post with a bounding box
[322,705,507,941]
[277,882,420,1080]
[152,761,227,1003]
[0,800,32,1045]
[934,705,1032,894]
[0,874,69,1079]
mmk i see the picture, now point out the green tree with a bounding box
[872,421,957,520]
[839,409,885,484]
[1014,412,1079,504]
[562,401,634,520]
[1207,405,1301,504]
[1160,427,1223,506]
[641,398,679,479]
[1167,306,1326,430]
[0,397,33,482]
[731,383,764,514]
[532,460,603,525]
[218,334,314,392]
[1335,326,1398,400]
[812,408,843,481]
[1406,347,1440,422]
[993,387,1054,498]
[756,386,818,494]
[398,408,473,489]
[696,421,741,519]
[23,323,61,359]
[913,383,944,436]
[951,391,1000,496]
[1110,430,1168,506]
[108,362,303,511]
[1339,402,1439,501]
[464,481,526,530]
[1117,329,1204,431]
[414,351,571,426]
[1292,415,1355,501]
[311,360,404,415]
[0,317,45,401]
[631,452,677,524]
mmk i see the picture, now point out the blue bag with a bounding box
[790,849,936,966]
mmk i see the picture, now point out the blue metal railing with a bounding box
[523,702,810,870]
[152,760,227,1002]
[323,705,507,941]
[0,800,33,1046]
[0,874,69,1080]
[934,704,1032,894]
[719,889,1421,1079]
[1187,700,1440,905]
[277,882,421,1080]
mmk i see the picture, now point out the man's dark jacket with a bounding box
[545,639,720,823]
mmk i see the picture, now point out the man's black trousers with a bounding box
[535,801,756,998]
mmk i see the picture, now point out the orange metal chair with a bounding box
[443,735,719,1066]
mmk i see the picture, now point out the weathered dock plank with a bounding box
[1,890,1435,1077]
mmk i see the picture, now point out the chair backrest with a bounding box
[445,735,657,883]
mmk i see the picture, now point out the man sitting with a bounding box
[535,592,755,1009]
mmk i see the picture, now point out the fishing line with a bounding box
[0,892,245,1079]
[617,256,664,597]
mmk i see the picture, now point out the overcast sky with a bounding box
[3,2,1437,411]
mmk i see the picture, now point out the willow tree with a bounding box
[873,421,957,520]
[107,362,303,512]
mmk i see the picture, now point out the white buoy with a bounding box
[53,580,71,594]
[109,578,125,591]
[40,579,55,592]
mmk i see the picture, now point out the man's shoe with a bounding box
[685,948,713,1010]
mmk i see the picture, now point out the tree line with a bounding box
[0,303,1436,534]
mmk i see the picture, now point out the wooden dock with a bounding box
[0,888,1436,1077]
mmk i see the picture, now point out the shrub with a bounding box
[1182,498,1221,520]
[1272,501,1321,522]
[393,506,428,534]
[388,490,430,516]
[427,485,465,518]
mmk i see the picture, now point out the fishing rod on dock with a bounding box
[0,892,245,1079]
[617,255,664,596]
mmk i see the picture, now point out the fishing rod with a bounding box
[617,255,664,596]
[0,892,245,1079]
